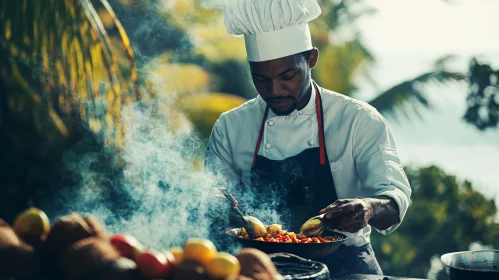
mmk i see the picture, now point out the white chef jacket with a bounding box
[205,84,412,247]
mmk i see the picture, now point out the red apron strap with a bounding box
[314,86,326,165]
[252,105,270,168]
[252,85,326,168]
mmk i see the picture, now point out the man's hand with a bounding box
[320,196,401,233]
[319,199,374,233]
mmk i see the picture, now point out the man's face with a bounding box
[249,50,318,115]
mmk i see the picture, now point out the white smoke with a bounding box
[48,0,285,253]
[54,92,288,253]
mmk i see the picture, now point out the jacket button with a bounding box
[303,186,309,192]
[265,143,272,149]
[268,120,274,126]
[308,140,314,145]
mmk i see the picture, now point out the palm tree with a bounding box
[0,0,138,219]
[369,64,466,119]
[312,0,466,119]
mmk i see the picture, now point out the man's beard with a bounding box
[271,88,310,116]
[271,102,297,116]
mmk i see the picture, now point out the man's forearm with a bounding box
[363,196,400,230]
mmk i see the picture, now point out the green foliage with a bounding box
[369,69,466,119]
[313,40,374,96]
[178,93,247,140]
[0,0,138,220]
[371,165,499,278]
[1,2,497,278]
[463,58,499,130]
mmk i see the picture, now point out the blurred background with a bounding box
[1,0,498,279]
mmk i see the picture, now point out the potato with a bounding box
[266,224,282,236]
[0,243,41,279]
[43,213,108,268]
[91,258,141,280]
[296,234,307,240]
[60,237,120,280]
[172,260,209,280]
[0,220,21,248]
[236,248,278,280]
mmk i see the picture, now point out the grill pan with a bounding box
[226,228,346,260]
[440,249,499,280]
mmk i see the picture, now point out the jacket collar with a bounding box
[260,81,319,117]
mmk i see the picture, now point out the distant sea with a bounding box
[356,51,499,208]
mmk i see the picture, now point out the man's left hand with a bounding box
[319,199,374,233]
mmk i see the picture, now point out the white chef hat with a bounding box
[223,0,321,62]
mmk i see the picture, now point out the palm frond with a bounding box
[368,71,466,119]
[0,0,139,148]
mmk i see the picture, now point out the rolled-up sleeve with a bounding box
[204,116,241,190]
[353,108,412,235]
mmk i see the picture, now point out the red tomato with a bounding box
[300,239,308,243]
[275,234,282,239]
[135,249,174,279]
[110,234,144,260]
[280,236,288,242]
[291,237,299,243]
[318,237,327,243]
[265,238,272,242]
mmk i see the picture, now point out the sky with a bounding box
[354,0,499,203]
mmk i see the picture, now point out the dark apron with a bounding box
[249,84,383,278]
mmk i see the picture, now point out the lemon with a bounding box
[183,238,217,265]
[206,252,240,279]
[13,207,50,238]
[167,246,184,264]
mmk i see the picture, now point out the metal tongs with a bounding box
[218,188,267,239]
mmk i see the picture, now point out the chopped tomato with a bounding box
[318,237,327,243]
[275,234,282,239]
[291,237,299,243]
[300,239,308,243]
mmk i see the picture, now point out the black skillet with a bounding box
[226,228,346,260]
[219,188,347,259]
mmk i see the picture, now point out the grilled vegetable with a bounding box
[237,221,341,243]
[299,215,325,237]
[242,216,267,238]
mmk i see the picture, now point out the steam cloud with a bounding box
[52,92,286,255]
[47,0,285,253]
[54,98,228,250]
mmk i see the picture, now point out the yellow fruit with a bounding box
[206,252,240,279]
[168,247,184,264]
[183,238,217,265]
[13,208,50,238]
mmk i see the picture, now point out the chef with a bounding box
[205,0,412,277]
